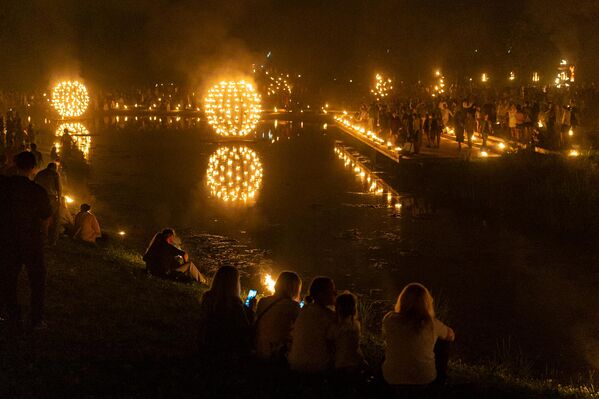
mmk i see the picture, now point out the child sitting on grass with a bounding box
[330,292,365,372]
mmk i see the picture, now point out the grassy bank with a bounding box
[0,239,597,397]
[394,152,599,237]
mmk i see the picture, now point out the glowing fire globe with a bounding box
[51,80,90,117]
[204,80,262,136]
[206,145,263,204]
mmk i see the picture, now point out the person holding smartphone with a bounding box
[254,271,302,363]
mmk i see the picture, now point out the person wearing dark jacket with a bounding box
[34,163,61,245]
[143,228,206,283]
[0,152,52,331]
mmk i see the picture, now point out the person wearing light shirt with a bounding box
[73,203,101,243]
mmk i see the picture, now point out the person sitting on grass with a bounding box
[254,271,302,363]
[329,292,365,373]
[382,282,455,397]
[73,203,102,244]
[288,276,337,373]
[143,228,206,284]
[197,265,252,359]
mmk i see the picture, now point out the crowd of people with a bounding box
[0,149,105,329]
[194,265,454,397]
[353,85,594,154]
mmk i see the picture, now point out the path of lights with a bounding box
[204,81,262,137]
[334,144,402,210]
[432,70,445,97]
[267,74,292,96]
[55,122,91,159]
[206,146,263,204]
[371,73,393,101]
[51,81,90,117]
[334,114,401,158]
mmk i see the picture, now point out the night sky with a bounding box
[2,0,599,88]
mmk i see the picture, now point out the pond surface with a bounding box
[35,116,599,379]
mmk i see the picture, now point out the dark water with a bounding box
[36,116,599,379]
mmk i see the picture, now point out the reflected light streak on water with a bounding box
[334,143,401,211]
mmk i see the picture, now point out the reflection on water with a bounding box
[206,145,263,204]
[55,122,91,160]
[334,143,402,211]
[102,115,202,130]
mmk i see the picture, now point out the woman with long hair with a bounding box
[382,283,455,394]
[197,265,252,358]
[254,271,302,362]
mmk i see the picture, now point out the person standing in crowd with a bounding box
[382,283,455,397]
[508,103,518,141]
[0,152,52,332]
[197,265,252,359]
[26,122,35,144]
[34,163,62,246]
[454,106,465,151]
[431,110,442,149]
[143,228,206,284]
[390,110,401,147]
[480,111,493,149]
[288,276,337,373]
[73,203,102,244]
[423,113,433,148]
[254,271,302,362]
[30,143,43,169]
[50,145,59,162]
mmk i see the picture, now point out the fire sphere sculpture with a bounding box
[204,80,262,137]
[51,80,90,118]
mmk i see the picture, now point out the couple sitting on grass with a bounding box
[196,266,455,395]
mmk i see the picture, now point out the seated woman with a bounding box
[254,271,302,362]
[288,276,337,373]
[73,203,101,243]
[143,228,206,284]
[330,292,365,373]
[197,265,252,358]
[382,283,455,396]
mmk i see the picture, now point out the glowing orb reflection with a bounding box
[204,81,262,136]
[55,122,91,159]
[51,80,90,117]
[207,146,263,204]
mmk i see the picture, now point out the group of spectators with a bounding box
[0,150,103,331]
[353,85,592,153]
[192,265,454,397]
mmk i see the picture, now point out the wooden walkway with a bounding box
[334,115,498,162]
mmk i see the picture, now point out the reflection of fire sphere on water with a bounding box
[55,122,91,159]
[206,146,263,203]
[52,80,90,117]
[204,81,262,136]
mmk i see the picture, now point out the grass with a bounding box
[1,239,598,397]
[393,151,599,237]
